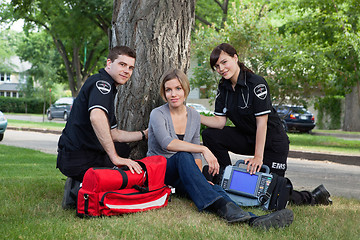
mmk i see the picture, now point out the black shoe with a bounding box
[62,177,81,210]
[249,209,294,230]
[217,202,252,223]
[312,184,332,205]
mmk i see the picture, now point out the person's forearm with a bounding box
[111,128,145,143]
[90,109,119,162]
[254,115,268,160]
[200,115,227,129]
[167,139,206,154]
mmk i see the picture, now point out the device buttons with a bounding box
[222,179,228,189]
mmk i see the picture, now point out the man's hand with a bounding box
[113,157,143,174]
[244,156,263,175]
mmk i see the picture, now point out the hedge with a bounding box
[0,97,48,114]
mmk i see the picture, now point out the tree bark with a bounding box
[111,0,195,158]
[343,82,360,131]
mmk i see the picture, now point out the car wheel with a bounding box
[64,112,69,121]
[47,111,53,120]
[0,133,4,141]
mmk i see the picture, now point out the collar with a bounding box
[99,68,116,86]
[221,70,247,91]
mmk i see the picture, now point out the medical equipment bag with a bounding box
[77,155,171,217]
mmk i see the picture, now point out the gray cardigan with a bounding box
[146,103,202,160]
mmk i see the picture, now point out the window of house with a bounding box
[0,92,4,97]
[6,73,10,82]
[6,92,11,97]
[0,73,4,82]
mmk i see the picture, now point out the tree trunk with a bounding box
[111,0,195,158]
[343,82,360,131]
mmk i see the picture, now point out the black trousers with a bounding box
[57,142,130,182]
[202,127,314,205]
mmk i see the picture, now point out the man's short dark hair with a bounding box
[108,46,136,62]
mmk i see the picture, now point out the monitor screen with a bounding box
[229,170,258,195]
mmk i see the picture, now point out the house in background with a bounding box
[0,56,31,98]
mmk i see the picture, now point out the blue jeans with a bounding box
[165,152,241,211]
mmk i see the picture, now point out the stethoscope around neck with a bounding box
[223,72,249,114]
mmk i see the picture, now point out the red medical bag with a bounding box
[77,155,171,217]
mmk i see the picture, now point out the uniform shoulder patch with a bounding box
[254,84,267,100]
[96,80,111,95]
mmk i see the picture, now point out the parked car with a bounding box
[47,97,75,121]
[274,105,316,133]
[186,103,213,115]
[0,111,8,141]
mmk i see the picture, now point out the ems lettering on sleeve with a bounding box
[254,84,267,100]
[96,80,111,95]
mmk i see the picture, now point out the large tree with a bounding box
[4,0,112,97]
[111,0,195,157]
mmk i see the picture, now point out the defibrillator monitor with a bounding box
[222,166,273,199]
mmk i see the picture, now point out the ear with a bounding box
[233,54,239,62]
[106,59,112,68]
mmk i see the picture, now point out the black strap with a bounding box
[84,194,89,214]
[260,174,278,205]
[116,169,128,189]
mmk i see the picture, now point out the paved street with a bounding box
[1,129,360,200]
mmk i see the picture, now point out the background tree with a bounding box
[272,0,360,131]
[3,0,112,97]
[111,0,195,157]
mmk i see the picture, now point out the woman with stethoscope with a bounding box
[201,43,289,178]
[201,43,332,206]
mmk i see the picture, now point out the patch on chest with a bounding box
[254,84,267,100]
[96,80,111,94]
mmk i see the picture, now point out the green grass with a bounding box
[1,145,359,239]
[289,133,360,155]
[7,119,65,131]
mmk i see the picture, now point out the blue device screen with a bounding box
[229,170,258,195]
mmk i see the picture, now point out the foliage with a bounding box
[0,96,46,113]
[0,29,22,72]
[270,0,360,97]
[314,96,343,130]
[192,0,360,108]
[2,0,112,96]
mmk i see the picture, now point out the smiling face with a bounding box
[105,54,135,86]
[164,78,186,109]
[214,51,240,83]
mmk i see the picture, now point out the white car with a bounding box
[186,103,213,115]
[0,111,8,141]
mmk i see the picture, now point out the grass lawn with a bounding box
[7,119,65,131]
[288,133,360,155]
[1,145,359,240]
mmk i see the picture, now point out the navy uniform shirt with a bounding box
[214,70,282,136]
[58,68,118,152]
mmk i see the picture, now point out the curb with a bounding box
[288,150,360,166]
[7,126,62,135]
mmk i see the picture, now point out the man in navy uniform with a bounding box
[57,46,147,209]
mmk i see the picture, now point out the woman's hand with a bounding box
[202,147,220,176]
[244,156,263,175]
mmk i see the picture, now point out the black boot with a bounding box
[62,177,81,209]
[311,184,332,205]
[249,209,294,230]
[216,202,252,223]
